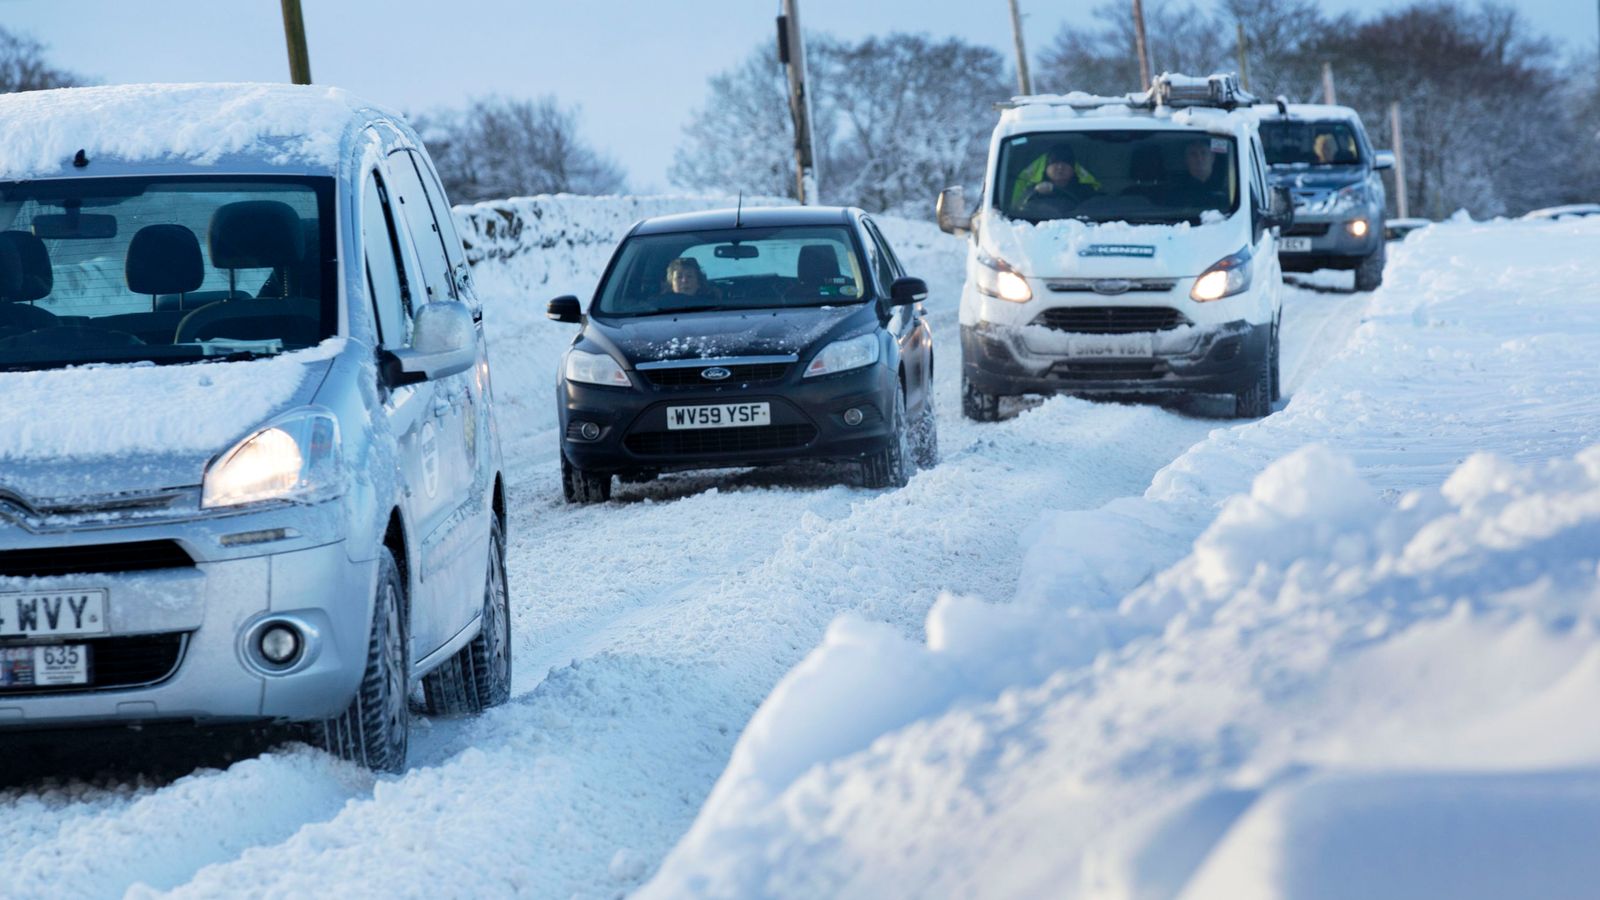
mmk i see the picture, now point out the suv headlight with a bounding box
[973,250,1032,303]
[1190,247,1254,302]
[805,333,880,378]
[564,349,631,387]
[1328,183,1365,214]
[203,408,342,509]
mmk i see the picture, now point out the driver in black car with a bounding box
[656,256,719,305]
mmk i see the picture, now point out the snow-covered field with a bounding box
[1,200,1593,899]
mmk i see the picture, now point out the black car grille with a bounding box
[625,424,818,457]
[1054,360,1168,381]
[0,633,187,694]
[0,541,196,578]
[1034,306,1186,334]
[641,363,792,388]
[1284,222,1331,237]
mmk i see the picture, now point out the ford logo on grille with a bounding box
[1092,279,1133,295]
[701,366,732,381]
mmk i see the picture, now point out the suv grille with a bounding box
[0,541,195,578]
[625,424,817,457]
[0,633,187,694]
[1034,306,1186,334]
[641,363,792,388]
[1284,222,1331,237]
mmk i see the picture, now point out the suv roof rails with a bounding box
[997,72,1258,114]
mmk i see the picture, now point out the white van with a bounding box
[938,73,1294,419]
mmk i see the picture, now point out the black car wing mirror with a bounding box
[889,276,928,306]
[547,295,583,323]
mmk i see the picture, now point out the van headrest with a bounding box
[127,224,204,296]
[0,231,51,301]
[209,200,305,269]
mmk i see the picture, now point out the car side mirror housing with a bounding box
[1263,185,1296,230]
[889,276,928,306]
[547,295,583,324]
[383,301,476,386]
[1373,150,1395,171]
[936,186,972,237]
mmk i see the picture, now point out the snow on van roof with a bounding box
[0,83,377,180]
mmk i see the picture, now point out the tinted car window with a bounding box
[0,176,334,369]
[996,130,1239,224]
[1260,121,1363,166]
[594,225,867,317]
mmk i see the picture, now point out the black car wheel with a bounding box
[861,388,911,489]
[561,452,612,503]
[911,390,940,469]
[1355,242,1385,291]
[961,374,1001,422]
[422,515,512,714]
[315,546,409,773]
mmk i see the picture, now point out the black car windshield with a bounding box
[594,225,868,317]
[995,130,1239,225]
[1260,120,1364,167]
[0,176,335,372]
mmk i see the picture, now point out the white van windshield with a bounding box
[996,130,1239,225]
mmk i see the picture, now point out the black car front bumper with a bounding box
[559,361,900,475]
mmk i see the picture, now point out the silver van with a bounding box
[0,84,508,772]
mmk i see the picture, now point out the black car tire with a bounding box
[910,390,940,470]
[1234,340,1275,419]
[961,374,1001,422]
[861,388,911,489]
[315,546,409,773]
[561,452,612,503]
[1355,242,1385,291]
[422,515,512,714]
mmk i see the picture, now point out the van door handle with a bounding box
[433,393,453,418]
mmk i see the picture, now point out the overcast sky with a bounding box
[1,0,1587,190]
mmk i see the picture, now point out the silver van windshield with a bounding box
[996,130,1240,225]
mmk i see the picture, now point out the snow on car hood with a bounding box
[591,305,871,364]
[978,212,1246,280]
[0,340,343,500]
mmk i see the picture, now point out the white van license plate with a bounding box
[0,590,109,638]
[1069,334,1154,358]
[0,644,90,688]
[666,403,771,430]
[1280,237,1312,252]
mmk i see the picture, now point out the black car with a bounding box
[547,206,937,502]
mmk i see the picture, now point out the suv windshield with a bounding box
[1260,120,1363,167]
[995,130,1239,225]
[594,225,867,317]
[0,176,335,371]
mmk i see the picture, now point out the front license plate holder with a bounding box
[0,589,109,639]
[1067,333,1154,358]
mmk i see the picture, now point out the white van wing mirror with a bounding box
[937,186,973,236]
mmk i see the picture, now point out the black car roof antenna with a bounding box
[736,191,743,228]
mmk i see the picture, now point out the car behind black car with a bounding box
[547,206,937,501]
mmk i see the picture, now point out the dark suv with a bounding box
[547,206,937,500]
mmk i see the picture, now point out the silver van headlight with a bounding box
[203,408,342,509]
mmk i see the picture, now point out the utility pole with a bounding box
[280,0,312,85]
[1390,102,1409,219]
[1007,0,1033,95]
[1235,22,1250,91]
[1131,0,1152,90]
[778,0,819,204]
[1321,61,1337,105]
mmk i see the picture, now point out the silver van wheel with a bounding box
[316,548,409,773]
[422,516,512,714]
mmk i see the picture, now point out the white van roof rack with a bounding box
[997,72,1257,113]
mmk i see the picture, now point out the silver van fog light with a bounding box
[843,408,864,426]
[259,624,302,665]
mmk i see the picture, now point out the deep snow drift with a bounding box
[642,215,1600,898]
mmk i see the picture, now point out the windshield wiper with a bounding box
[657,305,727,316]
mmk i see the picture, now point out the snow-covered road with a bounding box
[0,200,1369,898]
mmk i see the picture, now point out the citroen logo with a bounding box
[701,367,731,381]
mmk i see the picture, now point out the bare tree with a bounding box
[417,97,625,203]
[669,46,798,199]
[0,27,81,92]
[1037,0,1231,97]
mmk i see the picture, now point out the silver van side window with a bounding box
[386,149,456,304]
[362,171,412,348]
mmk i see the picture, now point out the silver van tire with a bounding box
[422,516,512,714]
[862,388,911,489]
[316,547,409,773]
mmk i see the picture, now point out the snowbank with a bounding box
[642,214,1600,897]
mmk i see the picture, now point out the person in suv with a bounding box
[0,84,510,772]
[938,73,1293,421]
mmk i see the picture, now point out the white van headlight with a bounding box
[1190,248,1254,302]
[805,333,880,378]
[974,251,1032,303]
[203,409,342,509]
[564,349,631,387]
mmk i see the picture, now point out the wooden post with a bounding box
[1235,22,1249,91]
[778,0,819,204]
[1008,0,1033,95]
[1131,0,1152,91]
[280,0,312,85]
[1390,101,1409,220]
[1321,61,1337,105]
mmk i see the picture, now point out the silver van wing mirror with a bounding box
[384,301,476,386]
[937,186,973,237]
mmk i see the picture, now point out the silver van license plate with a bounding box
[0,644,90,687]
[0,590,109,638]
[666,403,772,430]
